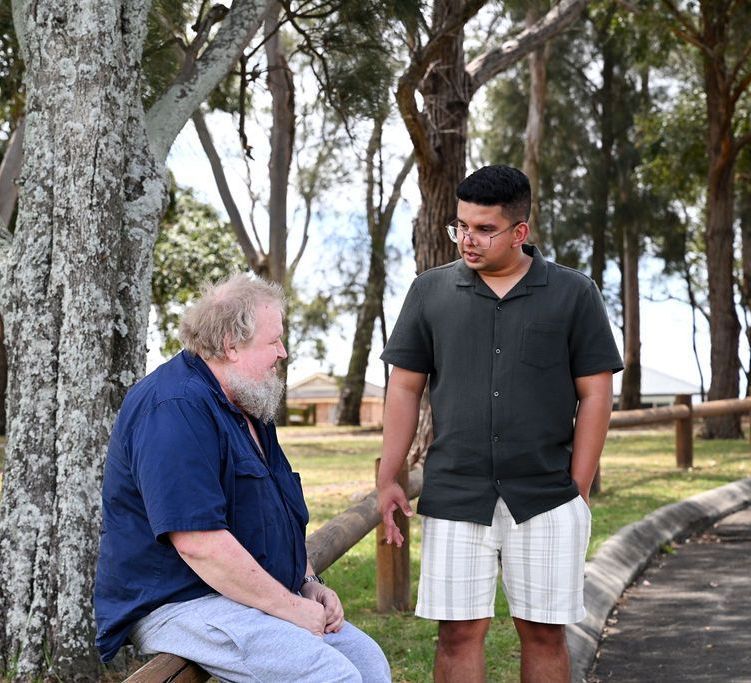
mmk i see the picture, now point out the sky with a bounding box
[158,109,745,398]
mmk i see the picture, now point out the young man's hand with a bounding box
[377,481,414,548]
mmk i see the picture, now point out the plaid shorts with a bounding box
[416,495,591,624]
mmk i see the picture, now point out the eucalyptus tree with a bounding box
[395,0,590,274]
[336,112,414,425]
[647,0,751,437]
[0,1,274,679]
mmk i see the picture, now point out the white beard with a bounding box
[225,369,284,424]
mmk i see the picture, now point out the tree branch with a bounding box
[659,0,702,43]
[191,109,263,271]
[467,0,589,95]
[147,0,275,162]
[381,153,415,232]
[365,118,381,237]
[731,66,751,107]
[396,0,486,169]
[734,130,751,158]
[729,39,751,90]
[0,117,25,231]
[10,0,28,55]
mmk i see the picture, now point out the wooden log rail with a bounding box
[123,396,750,682]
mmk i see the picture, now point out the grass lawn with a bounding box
[0,427,748,681]
[280,425,751,683]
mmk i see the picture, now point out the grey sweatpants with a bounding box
[129,593,391,682]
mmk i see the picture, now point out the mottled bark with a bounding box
[0,315,5,435]
[338,119,414,425]
[0,1,270,679]
[0,4,162,678]
[522,8,550,247]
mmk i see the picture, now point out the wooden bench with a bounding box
[123,653,210,682]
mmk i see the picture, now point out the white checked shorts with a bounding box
[415,495,591,624]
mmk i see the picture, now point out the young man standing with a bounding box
[377,165,622,682]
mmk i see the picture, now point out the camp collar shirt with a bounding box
[94,351,309,662]
[381,244,623,526]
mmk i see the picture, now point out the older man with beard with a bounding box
[94,275,390,682]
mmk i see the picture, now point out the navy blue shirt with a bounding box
[94,351,308,662]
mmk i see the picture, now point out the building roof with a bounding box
[612,366,700,398]
[287,373,384,400]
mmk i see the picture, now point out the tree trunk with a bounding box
[620,218,641,410]
[589,17,614,290]
[700,3,741,438]
[338,118,414,425]
[337,247,386,425]
[739,179,751,399]
[265,7,294,424]
[0,315,5,436]
[522,8,550,249]
[0,3,165,679]
[408,0,471,274]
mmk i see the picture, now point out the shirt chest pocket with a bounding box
[521,322,567,369]
[232,454,276,557]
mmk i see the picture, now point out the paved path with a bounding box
[589,507,751,682]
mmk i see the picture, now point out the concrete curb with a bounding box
[566,477,751,683]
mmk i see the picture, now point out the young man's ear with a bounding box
[511,222,530,247]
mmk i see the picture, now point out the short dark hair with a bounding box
[456,165,531,221]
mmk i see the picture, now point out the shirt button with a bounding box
[492,434,500,442]
[496,304,502,311]
[495,348,501,354]
[493,391,500,397]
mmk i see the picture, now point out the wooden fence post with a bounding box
[675,394,693,469]
[375,458,410,612]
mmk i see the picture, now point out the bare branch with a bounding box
[365,118,381,237]
[147,0,275,162]
[731,66,751,107]
[735,130,751,157]
[0,117,25,232]
[381,153,415,232]
[659,0,702,43]
[10,0,28,55]
[191,109,263,270]
[467,0,589,95]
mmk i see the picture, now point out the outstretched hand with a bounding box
[377,481,414,548]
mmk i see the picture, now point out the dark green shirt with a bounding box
[382,245,623,524]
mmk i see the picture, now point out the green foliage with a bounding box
[287,0,405,121]
[287,288,339,364]
[140,0,193,110]
[151,186,246,356]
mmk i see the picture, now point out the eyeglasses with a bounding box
[445,219,524,249]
